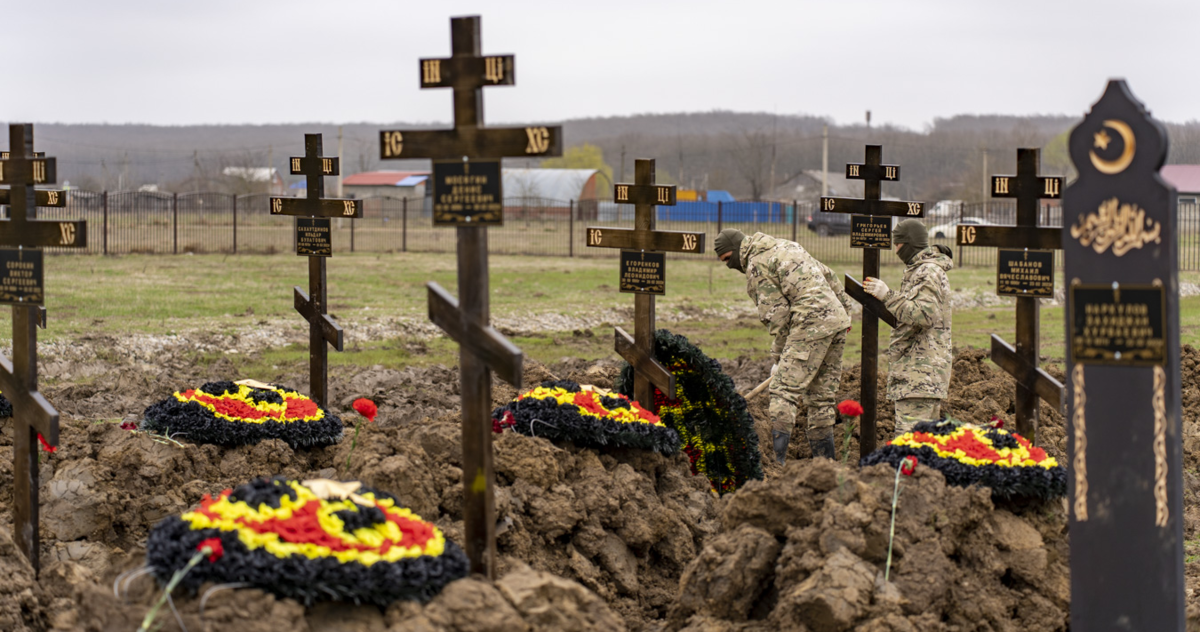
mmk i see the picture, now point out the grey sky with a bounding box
[5,0,1198,129]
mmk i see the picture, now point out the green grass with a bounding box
[5,253,1200,371]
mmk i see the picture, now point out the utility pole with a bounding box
[866,110,871,130]
[982,149,989,205]
[822,124,829,197]
[769,112,777,200]
[267,145,274,195]
[337,126,344,197]
[620,145,627,185]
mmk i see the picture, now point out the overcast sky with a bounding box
[4,0,1198,129]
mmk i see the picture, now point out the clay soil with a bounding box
[0,334,1199,631]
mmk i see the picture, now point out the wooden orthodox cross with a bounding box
[377,15,561,578]
[0,124,88,574]
[819,145,923,457]
[268,134,362,409]
[956,148,1065,441]
[584,158,705,409]
[1063,79,1183,631]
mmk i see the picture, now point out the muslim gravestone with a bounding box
[0,124,88,573]
[956,148,1065,441]
[377,15,561,578]
[585,158,705,409]
[268,134,362,408]
[819,145,922,456]
[1063,79,1183,631]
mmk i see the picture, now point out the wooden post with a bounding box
[402,197,408,253]
[1063,78,1184,632]
[173,192,178,255]
[102,191,108,255]
[819,145,924,457]
[232,194,238,254]
[569,199,575,257]
[956,148,1065,442]
[0,124,89,573]
[378,15,561,579]
[268,134,361,409]
[585,159,704,410]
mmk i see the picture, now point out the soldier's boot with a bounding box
[809,436,835,460]
[771,431,790,466]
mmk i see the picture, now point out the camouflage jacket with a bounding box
[883,246,953,400]
[739,232,852,356]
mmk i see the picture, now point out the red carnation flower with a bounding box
[353,398,378,423]
[119,420,138,431]
[196,537,224,562]
[36,433,56,453]
[989,415,1005,429]
[837,400,864,417]
[900,455,918,476]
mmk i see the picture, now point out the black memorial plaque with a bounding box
[850,215,891,249]
[1069,284,1165,366]
[0,248,43,305]
[1063,80,1184,631]
[432,159,503,226]
[620,250,665,295]
[996,249,1054,297]
[296,218,332,257]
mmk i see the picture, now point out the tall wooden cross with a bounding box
[819,145,923,457]
[377,15,561,579]
[1063,79,1183,631]
[268,134,362,409]
[956,148,1065,441]
[0,124,88,573]
[584,158,705,408]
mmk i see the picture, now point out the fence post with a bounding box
[957,202,964,265]
[232,194,238,254]
[402,197,408,252]
[102,191,108,255]
[350,209,356,253]
[717,200,723,234]
[791,199,798,242]
[569,199,575,257]
[172,193,178,255]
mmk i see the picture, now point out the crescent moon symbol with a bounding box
[1090,119,1136,175]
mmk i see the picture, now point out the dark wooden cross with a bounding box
[584,158,705,409]
[377,15,561,579]
[956,148,1064,441]
[819,145,923,457]
[0,124,88,574]
[267,134,362,409]
[1062,78,1183,631]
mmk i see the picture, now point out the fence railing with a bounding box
[13,191,1200,271]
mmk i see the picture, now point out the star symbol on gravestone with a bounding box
[1094,130,1112,150]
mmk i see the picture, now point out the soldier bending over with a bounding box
[715,229,852,464]
[864,219,953,436]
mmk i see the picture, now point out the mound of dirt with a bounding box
[669,458,1070,632]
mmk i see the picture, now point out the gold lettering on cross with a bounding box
[962,226,977,244]
[1044,178,1061,198]
[656,187,670,204]
[46,191,59,205]
[525,127,550,154]
[681,234,697,251]
[588,229,602,245]
[343,201,356,216]
[995,177,1010,195]
[885,166,897,180]
[422,59,442,84]
[848,165,860,177]
[323,158,333,174]
[58,223,75,245]
[385,132,403,158]
[32,161,46,184]
[0,162,4,181]
[822,198,835,211]
[272,198,283,214]
[616,186,629,202]
[292,158,302,173]
[907,202,921,216]
[484,57,505,83]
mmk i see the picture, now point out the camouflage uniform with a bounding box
[883,246,953,434]
[739,232,852,442]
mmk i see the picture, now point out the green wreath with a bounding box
[616,329,763,493]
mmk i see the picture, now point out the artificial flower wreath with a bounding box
[146,477,469,606]
[616,330,763,494]
[492,380,680,455]
[141,380,343,449]
[860,419,1067,501]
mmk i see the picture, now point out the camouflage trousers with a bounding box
[769,329,846,441]
[894,398,942,436]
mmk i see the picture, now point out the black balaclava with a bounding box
[713,228,746,272]
[892,219,929,265]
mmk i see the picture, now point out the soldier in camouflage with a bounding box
[714,229,853,464]
[863,219,953,436]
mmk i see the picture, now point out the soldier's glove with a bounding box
[771,364,778,376]
[864,277,891,300]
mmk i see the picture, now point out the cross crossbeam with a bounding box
[0,189,66,207]
[845,275,898,328]
[957,148,1063,440]
[586,158,700,408]
[267,134,356,408]
[379,16,560,579]
[0,123,87,575]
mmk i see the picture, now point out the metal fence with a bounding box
[16,190,1200,271]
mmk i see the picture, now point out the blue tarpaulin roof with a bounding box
[289,181,306,189]
[396,175,428,186]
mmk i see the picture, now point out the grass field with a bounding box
[6,252,1200,374]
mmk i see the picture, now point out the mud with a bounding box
[2,332,1200,631]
